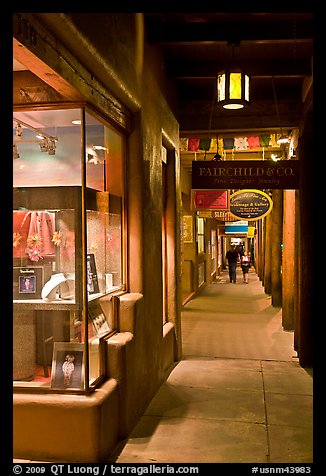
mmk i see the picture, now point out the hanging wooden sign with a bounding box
[192,160,300,189]
[212,210,238,222]
[229,189,273,221]
[191,189,229,211]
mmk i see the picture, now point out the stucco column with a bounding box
[271,189,283,307]
[297,112,313,366]
[293,190,301,352]
[282,189,295,329]
[256,220,262,281]
[264,212,272,295]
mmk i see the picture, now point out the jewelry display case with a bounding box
[13,106,126,393]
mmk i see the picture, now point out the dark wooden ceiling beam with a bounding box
[145,18,313,44]
[166,59,311,79]
[177,99,303,132]
[176,80,303,102]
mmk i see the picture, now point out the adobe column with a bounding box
[282,189,295,329]
[264,211,272,295]
[271,189,283,307]
[297,112,313,367]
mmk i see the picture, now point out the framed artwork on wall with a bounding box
[183,215,194,243]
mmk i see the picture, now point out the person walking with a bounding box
[226,244,239,283]
[240,250,251,284]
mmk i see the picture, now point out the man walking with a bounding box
[226,244,239,283]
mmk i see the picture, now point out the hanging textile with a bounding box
[269,134,279,147]
[199,138,211,151]
[223,138,235,150]
[209,138,218,152]
[217,137,224,154]
[259,134,270,148]
[247,136,260,149]
[234,137,248,150]
[188,138,200,151]
[27,211,56,256]
[13,211,31,258]
[179,138,189,151]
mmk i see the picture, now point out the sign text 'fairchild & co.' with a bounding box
[192,160,300,189]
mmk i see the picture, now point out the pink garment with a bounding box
[247,136,260,149]
[188,138,200,151]
[234,137,248,150]
[28,211,55,256]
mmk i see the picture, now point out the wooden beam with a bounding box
[145,18,313,44]
[167,59,312,79]
[13,38,84,102]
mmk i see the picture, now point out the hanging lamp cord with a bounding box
[204,82,217,160]
[271,77,287,159]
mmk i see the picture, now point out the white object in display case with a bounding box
[41,273,68,301]
[105,273,113,291]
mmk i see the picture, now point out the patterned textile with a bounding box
[180,138,189,151]
[188,138,200,151]
[259,134,270,147]
[234,137,249,150]
[223,138,235,150]
[247,136,260,149]
[199,138,211,151]
[209,138,218,152]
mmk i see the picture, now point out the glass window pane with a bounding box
[245,75,250,101]
[217,73,225,101]
[229,73,242,99]
[13,109,82,187]
[85,112,106,191]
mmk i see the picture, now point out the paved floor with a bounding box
[111,269,313,464]
[14,269,314,465]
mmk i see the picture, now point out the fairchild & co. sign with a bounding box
[192,160,300,190]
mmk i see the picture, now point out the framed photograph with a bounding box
[19,274,36,294]
[183,215,194,243]
[13,266,44,299]
[50,342,85,390]
[88,302,111,336]
[86,253,99,294]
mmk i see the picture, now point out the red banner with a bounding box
[192,190,229,211]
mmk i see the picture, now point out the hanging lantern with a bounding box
[217,70,250,109]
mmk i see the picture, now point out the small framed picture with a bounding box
[50,342,85,390]
[13,266,46,299]
[86,253,99,294]
[19,275,36,294]
[88,302,111,336]
[183,215,194,243]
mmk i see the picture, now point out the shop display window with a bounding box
[13,106,126,393]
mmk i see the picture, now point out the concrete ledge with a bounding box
[13,378,119,462]
[118,292,143,333]
[162,322,176,374]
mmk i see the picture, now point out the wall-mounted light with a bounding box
[47,138,56,155]
[15,124,23,137]
[13,144,20,159]
[217,70,250,109]
[39,139,48,152]
[13,117,58,156]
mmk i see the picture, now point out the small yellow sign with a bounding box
[247,226,255,238]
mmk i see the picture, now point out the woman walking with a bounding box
[241,251,251,284]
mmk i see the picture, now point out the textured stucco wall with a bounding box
[13,12,181,460]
